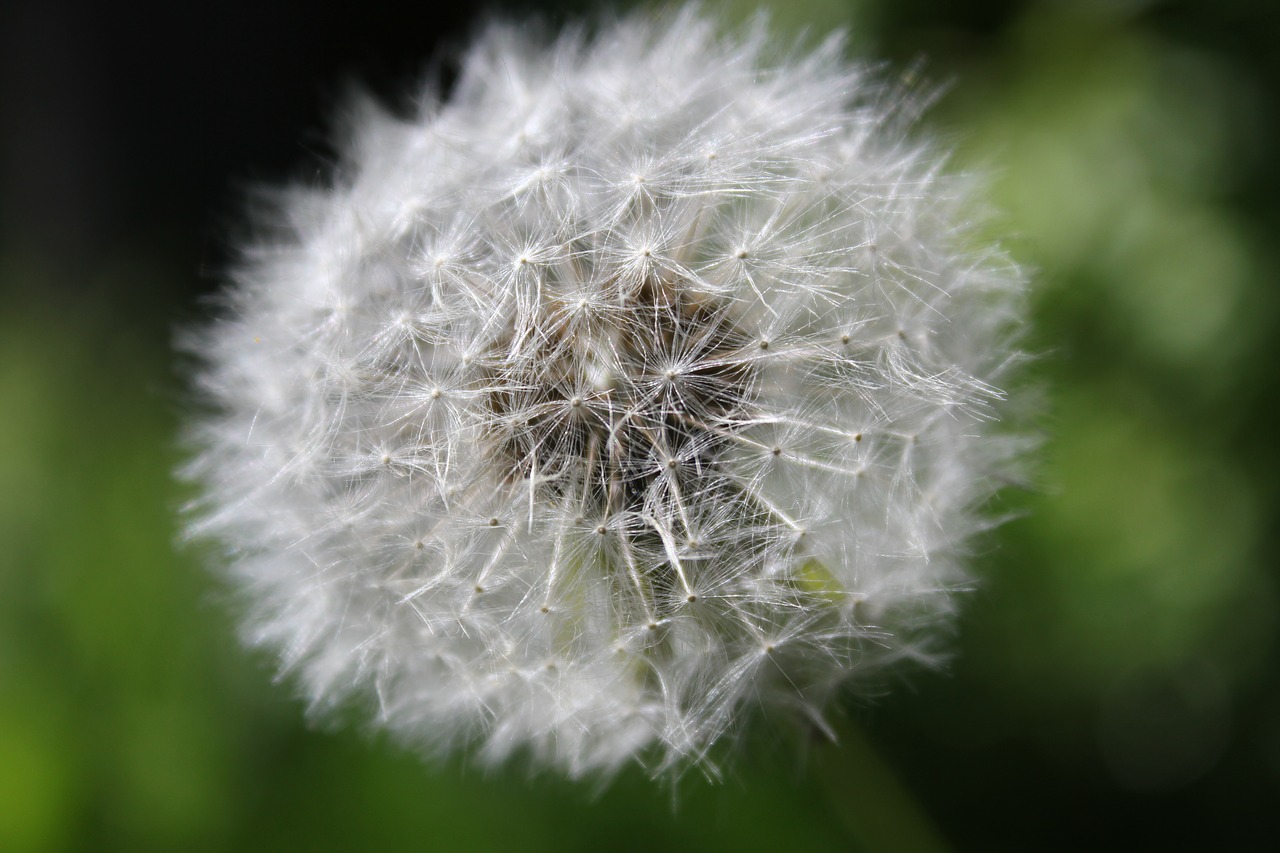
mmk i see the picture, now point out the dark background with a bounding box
[3,0,1278,849]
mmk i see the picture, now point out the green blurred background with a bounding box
[3,0,1278,849]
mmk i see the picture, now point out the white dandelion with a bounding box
[183,5,1026,779]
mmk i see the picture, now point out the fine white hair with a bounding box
[183,5,1026,779]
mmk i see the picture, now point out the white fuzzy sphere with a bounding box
[185,6,1025,778]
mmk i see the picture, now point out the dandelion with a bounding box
[183,5,1026,779]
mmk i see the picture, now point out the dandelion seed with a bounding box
[182,5,1026,780]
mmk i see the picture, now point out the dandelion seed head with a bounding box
[183,5,1026,779]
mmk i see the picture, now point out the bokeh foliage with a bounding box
[2,0,1277,849]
